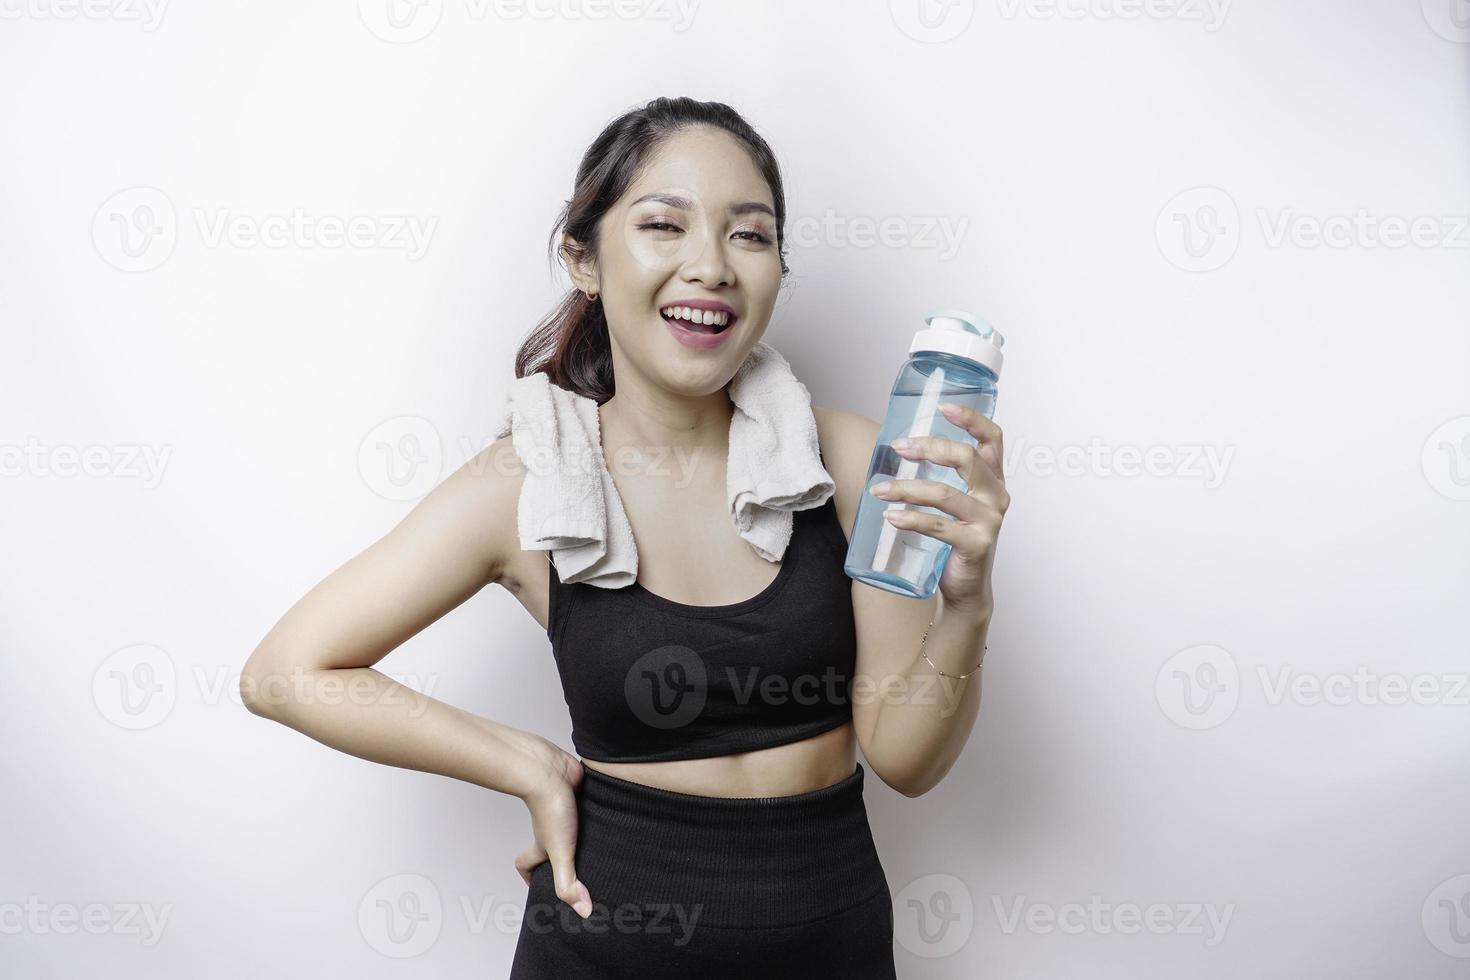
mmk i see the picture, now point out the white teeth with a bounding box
[660,305,730,327]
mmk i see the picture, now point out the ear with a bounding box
[558,233,599,295]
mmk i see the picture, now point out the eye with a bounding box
[637,220,772,245]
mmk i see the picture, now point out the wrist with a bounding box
[920,599,992,677]
[938,594,993,631]
[484,721,567,801]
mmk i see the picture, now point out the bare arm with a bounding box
[239,433,602,920]
[239,435,557,799]
[815,406,993,799]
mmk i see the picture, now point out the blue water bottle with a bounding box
[844,309,1006,599]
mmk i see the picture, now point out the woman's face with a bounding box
[574,125,784,397]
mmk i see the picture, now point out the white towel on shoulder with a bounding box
[725,342,835,562]
[492,371,639,588]
[491,340,835,588]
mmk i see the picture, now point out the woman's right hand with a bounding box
[514,738,593,919]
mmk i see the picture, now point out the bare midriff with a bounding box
[578,719,857,798]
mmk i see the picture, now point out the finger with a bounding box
[513,844,546,886]
[891,434,973,484]
[880,503,1001,551]
[938,403,1004,480]
[894,431,1006,492]
[547,845,592,919]
[938,402,1002,446]
[871,477,989,524]
[873,449,1008,512]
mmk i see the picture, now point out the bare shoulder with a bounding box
[384,432,527,592]
[449,434,526,586]
[812,405,881,541]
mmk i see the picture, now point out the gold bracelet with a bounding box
[918,619,986,679]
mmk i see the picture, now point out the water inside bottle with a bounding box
[845,383,994,599]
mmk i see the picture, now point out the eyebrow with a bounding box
[630,192,776,219]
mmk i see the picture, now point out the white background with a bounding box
[2,1,1468,977]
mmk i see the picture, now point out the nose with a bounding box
[678,222,734,289]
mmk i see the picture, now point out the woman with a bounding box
[241,96,1007,978]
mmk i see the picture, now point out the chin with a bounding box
[658,362,741,397]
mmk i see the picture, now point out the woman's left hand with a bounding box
[867,402,1009,618]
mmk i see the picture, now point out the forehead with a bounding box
[624,126,773,210]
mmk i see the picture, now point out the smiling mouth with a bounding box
[660,311,735,334]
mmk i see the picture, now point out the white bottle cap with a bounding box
[909,309,1005,377]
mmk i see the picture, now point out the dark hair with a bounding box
[513,97,790,402]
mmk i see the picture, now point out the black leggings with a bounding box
[509,761,897,979]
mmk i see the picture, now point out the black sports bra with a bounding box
[544,493,857,763]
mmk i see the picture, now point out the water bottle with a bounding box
[844,309,1006,599]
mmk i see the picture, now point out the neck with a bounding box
[598,385,732,462]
